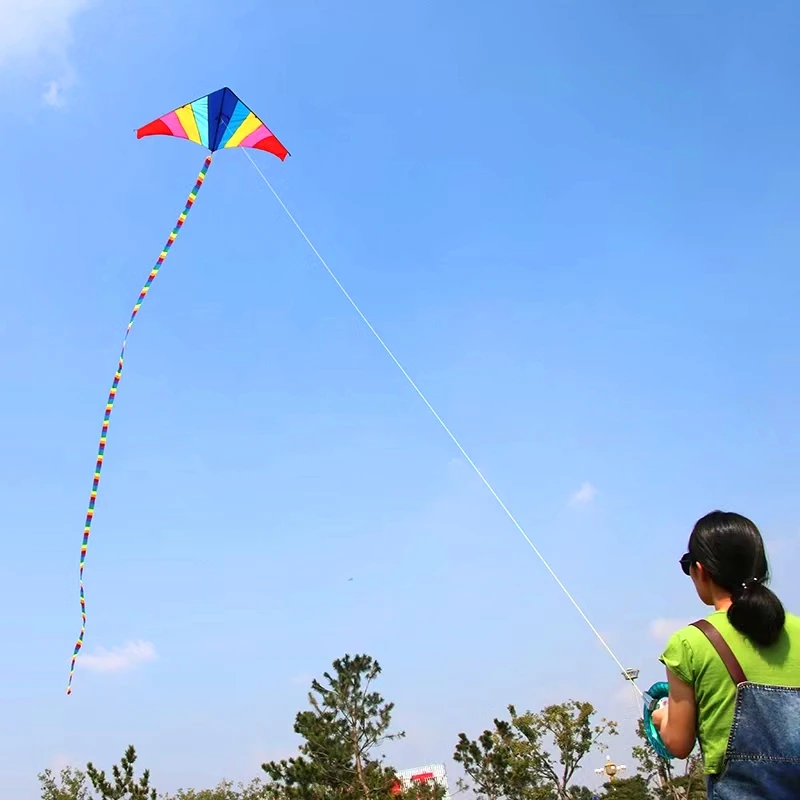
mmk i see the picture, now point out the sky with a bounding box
[2,0,800,796]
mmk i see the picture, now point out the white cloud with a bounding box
[81,640,158,673]
[569,481,598,506]
[649,618,688,643]
[0,0,96,106]
[43,79,67,107]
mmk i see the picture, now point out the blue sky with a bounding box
[2,0,800,796]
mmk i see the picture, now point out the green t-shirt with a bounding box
[660,609,800,775]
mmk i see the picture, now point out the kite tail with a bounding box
[66,154,213,695]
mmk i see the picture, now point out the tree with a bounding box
[630,721,706,800]
[565,788,594,800]
[38,766,91,800]
[164,779,279,800]
[86,745,157,800]
[597,775,649,799]
[453,724,539,800]
[393,781,449,800]
[455,701,617,800]
[664,758,705,800]
[262,654,421,800]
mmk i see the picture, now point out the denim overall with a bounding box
[691,620,800,799]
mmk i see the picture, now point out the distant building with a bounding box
[392,763,451,800]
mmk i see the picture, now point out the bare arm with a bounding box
[650,668,697,759]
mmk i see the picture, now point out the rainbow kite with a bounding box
[67,88,289,694]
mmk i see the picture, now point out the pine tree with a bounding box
[262,654,418,800]
[86,745,157,800]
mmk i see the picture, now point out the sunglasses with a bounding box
[679,552,694,576]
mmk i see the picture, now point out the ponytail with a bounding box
[689,510,787,648]
[727,580,786,648]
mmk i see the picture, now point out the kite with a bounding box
[67,88,288,694]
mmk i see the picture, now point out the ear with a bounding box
[693,562,711,583]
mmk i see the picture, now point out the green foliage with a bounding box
[38,766,91,800]
[39,654,670,800]
[597,775,649,799]
[630,720,706,799]
[454,701,617,800]
[163,779,278,800]
[522,701,617,795]
[453,725,531,800]
[564,787,594,800]
[261,654,415,800]
[86,746,157,800]
[663,758,706,800]
[394,781,447,800]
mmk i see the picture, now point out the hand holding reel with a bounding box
[642,681,675,761]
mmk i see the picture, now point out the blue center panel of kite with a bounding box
[207,87,240,151]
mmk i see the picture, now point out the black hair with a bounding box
[689,510,785,648]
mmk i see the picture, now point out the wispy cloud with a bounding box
[569,481,598,506]
[0,0,96,106]
[81,640,158,673]
[649,618,688,643]
[42,73,73,107]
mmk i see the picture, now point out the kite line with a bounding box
[67,154,213,694]
[242,149,642,697]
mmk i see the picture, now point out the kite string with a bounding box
[242,149,642,699]
[66,154,214,695]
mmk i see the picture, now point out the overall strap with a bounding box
[691,619,748,685]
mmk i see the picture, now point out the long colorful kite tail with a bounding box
[66,154,213,695]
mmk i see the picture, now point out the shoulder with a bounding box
[663,622,705,647]
[659,621,706,685]
[660,616,724,685]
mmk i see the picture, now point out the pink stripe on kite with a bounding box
[240,125,272,149]
[163,111,189,139]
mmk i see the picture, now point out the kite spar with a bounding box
[67,88,288,695]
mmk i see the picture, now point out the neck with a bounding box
[713,595,733,612]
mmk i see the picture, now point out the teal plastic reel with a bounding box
[642,681,675,761]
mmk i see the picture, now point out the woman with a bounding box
[652,510,800,797]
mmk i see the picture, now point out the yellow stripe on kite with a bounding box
[176,104,203,145]
[224,112,261,149]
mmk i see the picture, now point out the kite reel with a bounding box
[622,670,674,761]
[642,681,674,761]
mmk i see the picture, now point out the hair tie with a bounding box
[740,576,761,592]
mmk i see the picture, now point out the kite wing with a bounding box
[136,87,289,160]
